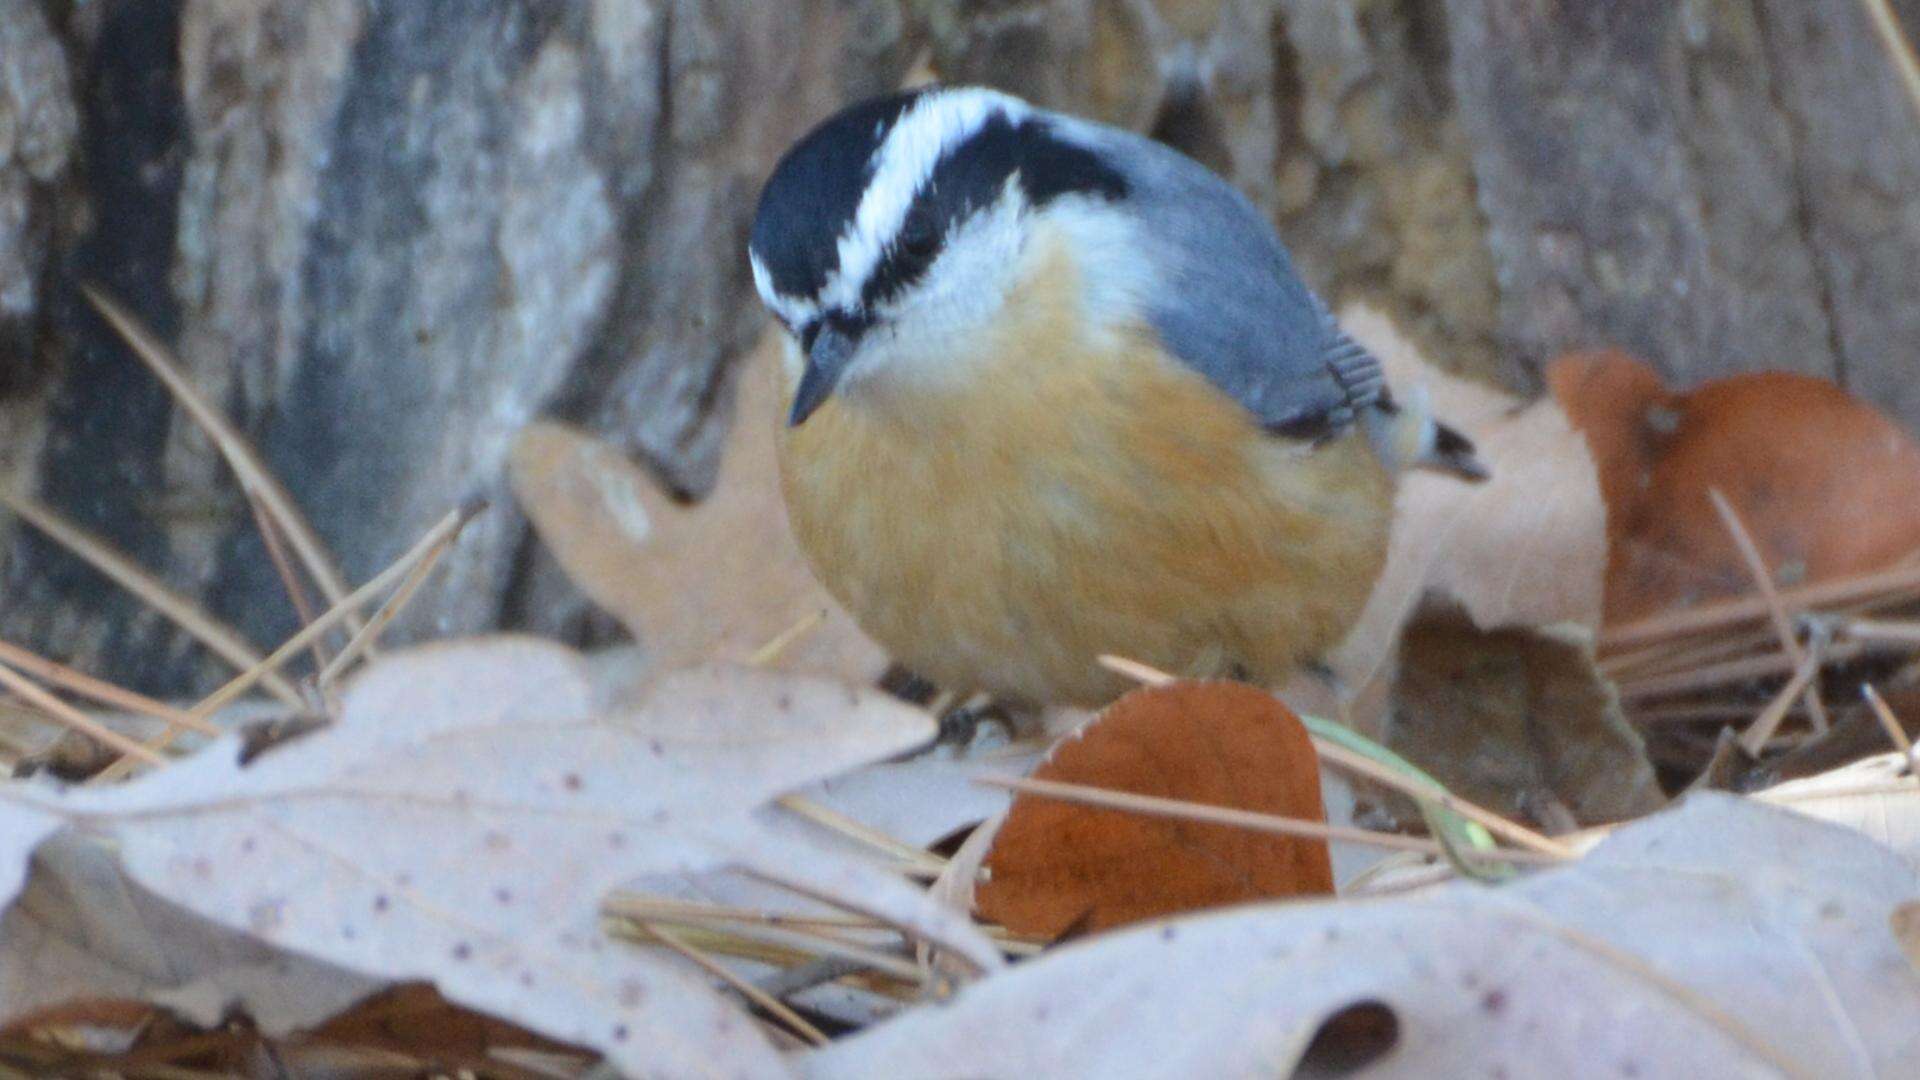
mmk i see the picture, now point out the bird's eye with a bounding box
[897,218,941,262]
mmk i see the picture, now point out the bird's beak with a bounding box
[789,321,859,427]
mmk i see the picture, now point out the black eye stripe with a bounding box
[795,309,876,353]
[861,225,950,309]
[898,214,941,256]
[858,113,1131,309]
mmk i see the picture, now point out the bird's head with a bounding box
[748,86,1134,425]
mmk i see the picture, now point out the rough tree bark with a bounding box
[1,0,1917,695]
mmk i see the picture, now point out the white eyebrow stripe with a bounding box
[750,252,819,329]
[815,88,1029,314]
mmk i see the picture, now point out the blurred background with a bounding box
[2,0,1917,698]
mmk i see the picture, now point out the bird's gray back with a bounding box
[1047,115,1375,438]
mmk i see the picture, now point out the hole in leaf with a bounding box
[1291,999,1400,1078]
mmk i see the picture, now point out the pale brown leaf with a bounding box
[1330,305,1607,695]
[1760,752,1920,869]
[1385,603,1665,826]
[0,638,994,1075]
[509,338,885,681]
[0,835,376,1031]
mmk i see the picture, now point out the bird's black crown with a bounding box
[749,87,1130,311]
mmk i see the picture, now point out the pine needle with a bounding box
[1861,684,1916,767]
[0,488,304,708]
[1623,639,1868,703]
[1600,558,1920,653]
[1708,489,1828,731]
[775,794,948,876]
[1097,654,1576,860]
[0,639,216,736]
[0,659,164,765]
[82,286,366,639]
[185,503,480,726]
[1863,0,1920,122]
[314,506,475,689]
[644,922,829,1047]
[610,917,926,984]
[245,491,331,673]
[605,894,884,932]
[1841,618,1920,644]
[976,774,1562,866]
[1738,643,1825,755]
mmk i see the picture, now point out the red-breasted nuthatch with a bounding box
[748,86,1485,710]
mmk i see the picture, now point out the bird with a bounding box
[746,85,1485,715]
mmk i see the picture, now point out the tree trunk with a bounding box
[2,0,1917,695]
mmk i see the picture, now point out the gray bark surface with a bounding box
[0,0,1916,694]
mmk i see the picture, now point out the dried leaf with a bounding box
[0,797,60,907]
[1548,353,1920,625]
[931,811,1004,919]
[510,338,885,680]
[507,422,656,621]
[977,682,1332,937]
[1761,752,1920,869]
[0,638,996,1076]
[1332,305,1607,693]
[1765,678,1920,783]
[0,835,376,1032]
[1894,902,1920,972]
[1386,602,1665,826]
[303,982,580,1062]
[1544,350,1671,563]
[803,744,1046,850]
[807,795,1920,1078]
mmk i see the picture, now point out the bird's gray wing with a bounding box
[1052,119,1381,439]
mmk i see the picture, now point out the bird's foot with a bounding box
[936,701,1015,751]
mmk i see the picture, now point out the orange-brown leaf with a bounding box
[1548,355,1920,625]
[1546,350,1671,560]
[977,681,1331,939]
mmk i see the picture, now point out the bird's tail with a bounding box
[1364,385,1490,482]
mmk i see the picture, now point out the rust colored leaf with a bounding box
[1545,350,1670,560]
[0,997,157,1040]
[977,681,1332,938]
[303,982,577,1061]
[1548,352,1920,626]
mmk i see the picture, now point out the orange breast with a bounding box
[776,236,1394,707]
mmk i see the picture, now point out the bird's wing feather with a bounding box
[1051,118,1381,439]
